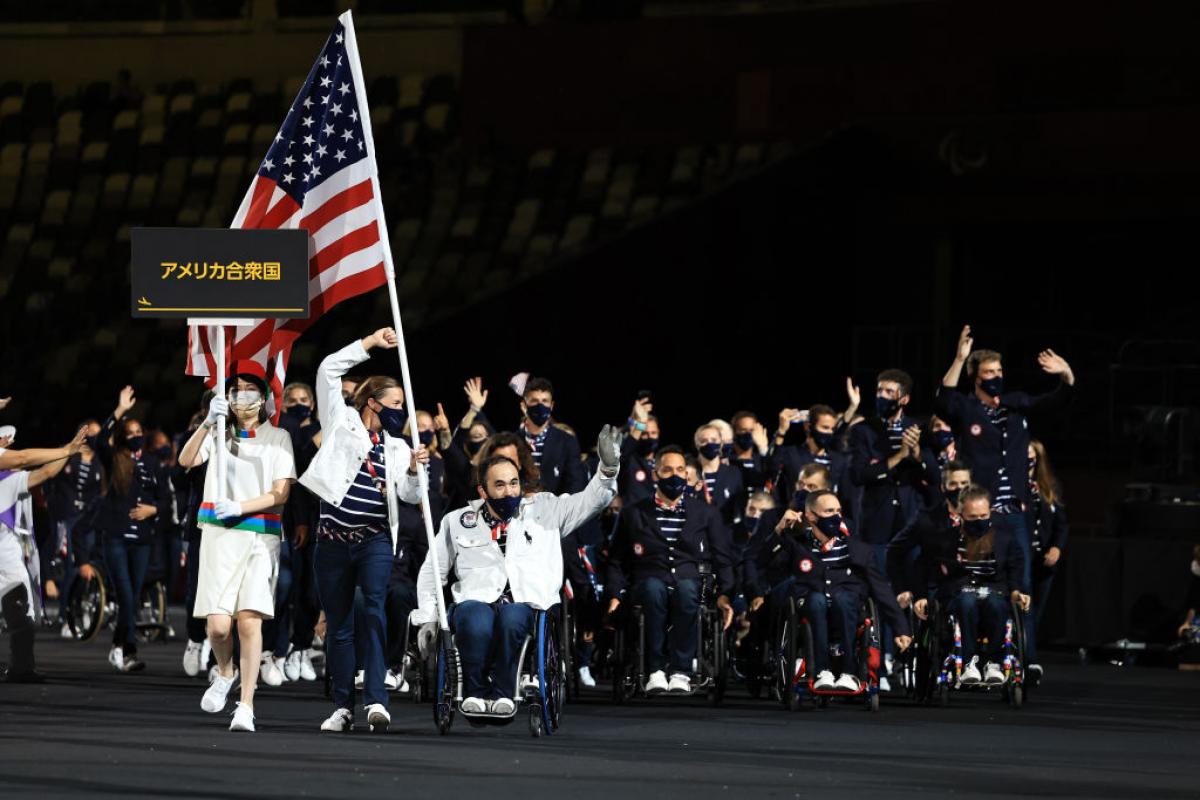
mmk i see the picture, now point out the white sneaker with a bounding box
[354,670,365,689]
[260,653,284,687]
[879,676,892,693]
[461,696,488,714]
[273,657,287,682]
[183,641,203,677]
[983,662,1006,686]
[61,622,73,639]
[578,666,596,688]
[667,673,692,693]
[491,697,516,716]
[365,703,390,733]
[884,653,895,675]
[108,646,124,671]
[520,673,540,692]
[284,648,302,682]
[320,707,354,732]
[202,670,238,713]
[229,702,255,732]
[834,673,861,692]
[384,670,400,691]
[813,670,836,690]
[644,670,668,694]
[960,656,982,685]
[299,649,318,681]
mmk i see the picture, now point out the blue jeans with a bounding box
[103,536,152,655]
[314,532,393,709]
[799,590,861,676]
[947,589,1009,663]
[54,517,80,622]
[995,511,1032,593]
[636,577,700,676]
[264,538,293,656]
[450,600,535,700]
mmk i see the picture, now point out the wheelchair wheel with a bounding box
[937,682,950,707]
[67,565,107,642]
[869,692,880,713]
[136,580,168,643]
[432,631,457,735]
[536,609,564,736]
[706,612,728,707]
[1010,683,1024,709]
[779,599,801,712]
[559,596,578,702]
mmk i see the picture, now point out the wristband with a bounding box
[627,417,647,432]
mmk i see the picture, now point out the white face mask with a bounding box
[230,390,264,415]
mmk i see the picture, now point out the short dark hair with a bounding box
[477,455,520,487]
[877,369,913,398]
[731,410,757,428]
[804,488,837,513]
[524,377,554,399]
[655,444,687,463]
[959,484,991,508]
[943,459,970,476]
[799,462,832,487]
[808,404,837,424]
[967,350,1002,377]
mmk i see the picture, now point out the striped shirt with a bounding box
[957,532,998,582]
[524,426,548,468]
[984,404,1016,508]
[319,436,387,530]
[886,418,905,454]
[124,455,157,539]
[74,458,100,506]
[816,535,850,570]
[654,496,686,544]
[703,471,718,500]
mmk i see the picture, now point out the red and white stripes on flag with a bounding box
[186,11,390,416]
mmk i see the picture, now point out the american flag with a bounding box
[186,11,389,414]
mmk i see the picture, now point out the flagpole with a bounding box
[214,324,226,501]
[342,11,449,633]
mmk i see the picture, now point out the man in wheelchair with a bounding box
[897,484,1030,687]
[604,445,735,696]
[411,425,621,718]
[747,489,911,693]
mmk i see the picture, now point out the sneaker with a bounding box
[813,670,836,690]
[983,662,1006,686]
[183,641,203,677]
[229,702,255,732]
[960,656,982,685]
[299,650,317,681]
[879,676,892,693]
[320,707,354,732]
[202,669,238,714]
[354,670,364,689]
[520,674,540,692]
[667,673,692,693]
[644,670,668,694]
[3,668,46,684]
[260,654,284,687]
[121,654,146,673]
[578,666,596,688]
[284,648,302,682]
[834,673,861,692]
[365,703,390,733]
[60,622,73,640]
[884,652,895,676]
[1027,663,1043,688]
[384,670,400,691]
[108,647,124,671]
[461,696,488,714]
[491,697,516,716]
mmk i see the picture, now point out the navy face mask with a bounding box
[636,436,658,456]
[154,445,172,461]
[376,405,408,437]
[875,396,900,419]
[815,514,844,540]
[790,489,810,512]
[126,435,145,453]
[963,518,991,537]
[84,435,100,450]
[526,403,553,426]
[488,494,522,522]
[465,439,484,455]
[418,430,435,447]
[699,442,722,460]
[810,430,836,452]
[978,376,1005,398]
[284,403,312,421]
[932,430,955,452]
[733,431,755,452]
[656,474,688,501]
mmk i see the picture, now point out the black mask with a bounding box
[656,474,688,501]
[978,376,1004,398]
[418,430,435,447]
[875,396,899,419]
[84,435,100,450]
[126,435,144,453]
[465,439,484,455]
[963,518,991,537]
[815,514,844,540]
[733,432,755,452]
[810,430,836,452]
[489,494,522,522]
[636,436,658,457]
[699,442,722,460]
[932,430,955,452]
[526,403,552,426]
[284,403,312,421]
[790,489,810,512]
[154,445,172,461]
[377,406,408,437]
[343,395,355,407]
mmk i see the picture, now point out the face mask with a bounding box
[154,445,172,461]
[810,430,836,452]
[721,443,735,460]
[84,435,100,450]
[284,403,312,421]
[488,494,522,522]
[932,430,955,452]
[743,516,761,536]
[126,435,145,452]
[525,403,552,426]
[875,396,899,419]
[699,442,722,460]
[344,395,355,407]
[941,488,961,508]
[963,518,991,537]
[979,376,1004,398]
[419,430,435,447]
[734,432,755,451]
[790,489,809,512]
[815,514,844,540]
[466,439,484,455]
[656,474,688,501]
[376,405,408,437]
[231,390,263,413]
[636,436,658,456]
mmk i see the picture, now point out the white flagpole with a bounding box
[342,11,449,632]
[214,325,226,500]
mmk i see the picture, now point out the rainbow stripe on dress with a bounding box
[198,502,282,535]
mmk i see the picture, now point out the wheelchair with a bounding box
[913,592,1028,709]
[430,604,567,737]
[64,557,169,644]
[609,566,730,706]
[773,593,883,712]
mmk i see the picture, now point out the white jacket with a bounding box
[298,339,422,552]
[412,466,618,622]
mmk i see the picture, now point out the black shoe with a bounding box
[4,669,47,684]
[1027,664,1043,688]
[122,656,146,673]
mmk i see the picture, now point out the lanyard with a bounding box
[363,432,386,496]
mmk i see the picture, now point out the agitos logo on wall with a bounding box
[130,228,310,320]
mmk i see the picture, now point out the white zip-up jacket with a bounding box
[412,466,617,622]
[298,339,422,552]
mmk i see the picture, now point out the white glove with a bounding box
[213,499,243,520]
[597,423,623,474]
[206,397,229,426]
[416,620,438,659]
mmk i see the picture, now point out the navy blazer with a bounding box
[849,416,934,545]
[702,462,744,526]
[1027,488,1068,573]
[533,423,585,495]
[768,443,856,521]
[94,416,170,544]
[605,495,736,600]
[618,435,657,505]
[933,381,1071,507]
[887,507,1027,599]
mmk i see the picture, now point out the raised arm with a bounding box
[0,426,87,471]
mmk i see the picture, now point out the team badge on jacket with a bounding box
[799,558,813,573]
[970,423,983,437]
[460,510,477,528]
[633,542,645,556]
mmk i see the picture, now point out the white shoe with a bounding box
[491,697,516,716]
[299,650,317,681]
[320,708,354,732]
[644,670,668,694]
[354,669,364,689]
[183,641,203,677]
[384,670,400,691]
[60,622,73,639]
[879,676,892,693]
[983,662,1006,686]
[667,673,692,693]
[578,666,596,688]
[520,674,540,692]
[229,702,255,732]
[273,657,287,682]
[260,653,284,687]
[461,696,488,714]
[884,653,895,675]
[813,670,836,690]
[834,673,861,692]
[365,703,390,733]
[960,656,982,685]
[108,646,124,671]
[202,670,238,714]
[284,648,302,682]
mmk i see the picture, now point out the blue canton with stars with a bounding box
[260,22,368,206]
